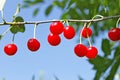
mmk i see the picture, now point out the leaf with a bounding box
[0,0,6,11]
[23,0,43,6]
[101,39,111,57]
[105,58,120,80]
[89,56,113,80]
[0,35,2,40]
[33,8,39,16]
[61,12,69,19]
[114,46,120,59]
[78,75,84,80]
[10,16,25,34]
[45,5,53,16]
[32,75,35,80]
[66,0,75,9]
[54,75,60,80]
[89,56,113,71]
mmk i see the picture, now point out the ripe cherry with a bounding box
[74,44,87,57]
[48,33,61,46]
[86,46,98,59]
[108,28,120,41]
[50,21,64,35]
[27,38,40,52]
[81,27,92,38]
[63,26,76,39]
[4,43,17,56]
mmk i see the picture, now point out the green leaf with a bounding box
[33,8,39,16]
[54,75,60,80]
[89,56,113,71]
[32,75,35,80]
[0,35,2,40]
[101,39,111,57]
[114,46,120,59]
[66,0,75,9]
[45,5,53,16]
[105,58,120,80]
[89,56,113,80]
[10,16,25,34]
[61,12,69,19]
[78,75,83,80]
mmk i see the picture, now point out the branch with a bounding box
[0,15,120,25]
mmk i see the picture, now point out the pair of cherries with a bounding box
[74,44,98,59]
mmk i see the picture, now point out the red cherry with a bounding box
[86,46,98,59]
[48,33,61,46]
[74,44,87,57]
[81,27,92,38]
[4,44,17,56]
[108,28,120,41]
[27,38,40,52]
[63,26,76,39]
[50,21,64,35]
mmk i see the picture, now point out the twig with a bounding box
[0,15,120,25]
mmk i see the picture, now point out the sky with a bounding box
[0,0,105,80]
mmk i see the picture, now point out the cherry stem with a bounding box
[66,20,69,26]
[62,21,66,25]
[1,10,6,23]
[87,35,92,47]
[87,15,104,28]
[1,27,12,37]
[12,34,15,43]
[116,18,120,28]
[80,23,87,44]
[33,23,38,38]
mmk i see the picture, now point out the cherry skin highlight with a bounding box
[4,43,17,56]
[27,38,40,52]
[50,21,64,35]
[48,33,61,46]
[86,46,98,59]
[81,27,92,38]
[74,44,87,57]
[63,26,76,39]
[108,28,120,41]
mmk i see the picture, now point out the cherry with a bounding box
[48,33,61,46]
[27,38,40,52]
[86,46,98,59]
[74,44,87,57]
[50,21,64,35]
[108,28,120,41]
[63,26,76,39]
[81,27,92,38]
[4,43,17,56]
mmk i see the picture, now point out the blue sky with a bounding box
[0,0,104,80]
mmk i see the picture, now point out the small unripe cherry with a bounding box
[27,38,40,52]
[74,44,87,57]
[4,43,17,56]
